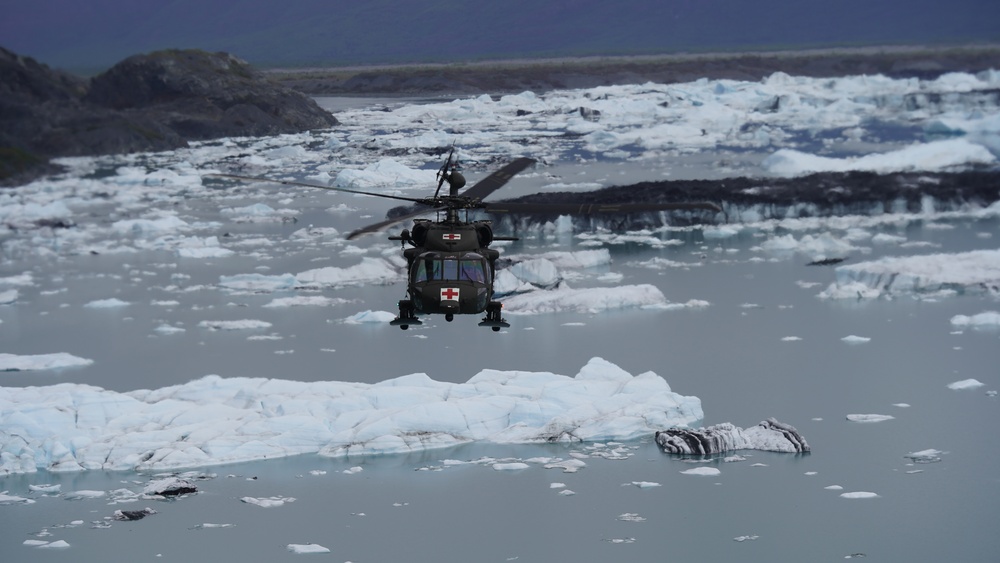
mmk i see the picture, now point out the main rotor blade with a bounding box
[460,157,537,202]
[482,200,722,214]
[205,173,428,205]
[346,205,436,240]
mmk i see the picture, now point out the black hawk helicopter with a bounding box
[209,150,721,331]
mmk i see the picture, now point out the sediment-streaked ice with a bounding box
[655,418,810,454]
[0,357,702,474]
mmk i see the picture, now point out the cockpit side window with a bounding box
[460,259,487,283]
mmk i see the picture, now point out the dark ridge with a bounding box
[1,47,338,187]
[488,170,1000,229]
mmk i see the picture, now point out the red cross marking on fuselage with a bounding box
[441,287,459,300]
[443,233,461,241]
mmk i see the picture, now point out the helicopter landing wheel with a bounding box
[445,313,454,322]
[390,300,422,330]
[492,326,500,332]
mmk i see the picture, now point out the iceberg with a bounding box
[655,418,810,455]
[819,249,1000,299]
[0,357,703,474]
[503,284,668,315]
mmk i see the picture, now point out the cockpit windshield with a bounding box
[413,253,488,284]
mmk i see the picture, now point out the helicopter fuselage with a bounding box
[391,219,507,330]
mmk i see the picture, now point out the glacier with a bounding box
[0,357,703,475]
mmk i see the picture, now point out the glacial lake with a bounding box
[2,208,998,562]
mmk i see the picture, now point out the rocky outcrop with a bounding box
[1,47,338,185]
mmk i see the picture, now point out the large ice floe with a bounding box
[0,358,704,474]
[819,248,1000,299]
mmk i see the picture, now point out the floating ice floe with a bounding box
[0,289,18,305]
[503,284,670,315]
[841,335,871,344]
[846,414,895,423]
[287,543,331,554]
[0,357,702,474]
[840,491,879,499]
[0,352,93,371]
[950,311,1000,329]
[343,310,396,324]
[905,449,946,463]
[762,138,996,177]
[680,466,721,476]
[84,298,130,308]
[0,491,36,504]
[820,249,1000,299]
[198,319,272,330]
[947,378,985,390]
[655,418,810,455]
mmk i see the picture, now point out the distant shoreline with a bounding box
[266,43,1000,96]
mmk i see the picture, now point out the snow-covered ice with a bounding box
[0,357,702,474]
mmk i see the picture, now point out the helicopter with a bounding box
[209,150,722,331]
